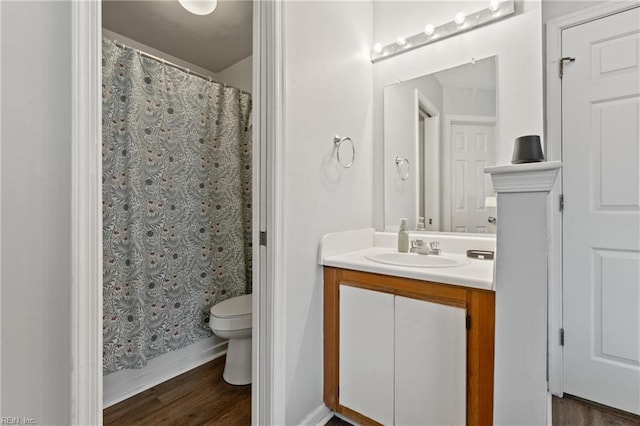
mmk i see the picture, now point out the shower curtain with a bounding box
[101,39,252,373]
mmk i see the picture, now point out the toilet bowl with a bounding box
[209,294,252,385]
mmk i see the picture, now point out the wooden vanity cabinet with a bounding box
[323,267,495,425]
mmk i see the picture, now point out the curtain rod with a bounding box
[113,40,251,96]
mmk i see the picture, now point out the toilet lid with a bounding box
[210,294,252,318]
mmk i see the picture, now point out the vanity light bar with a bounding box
[370,0,515,63]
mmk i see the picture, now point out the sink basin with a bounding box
[365,250,470,268]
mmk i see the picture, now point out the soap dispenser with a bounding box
[398,218,409,253]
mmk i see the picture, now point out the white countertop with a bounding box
[320,229,495,292]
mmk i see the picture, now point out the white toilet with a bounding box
[209,294,252,385]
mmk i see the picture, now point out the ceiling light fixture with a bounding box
[424,24,435,36]
[178,0,218,16]
[370,0,514,63]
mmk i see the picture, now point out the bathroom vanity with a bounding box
[320,229,495,425]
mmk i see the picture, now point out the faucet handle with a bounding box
[411,239,425,248]
[428,241,441,255]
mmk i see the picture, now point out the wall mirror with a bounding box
[383,56,498,234]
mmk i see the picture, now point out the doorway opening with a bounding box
[70,1,283,424]
[100,0,255,415]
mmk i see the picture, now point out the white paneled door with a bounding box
[450,123,496,233]
[562,7,640,415]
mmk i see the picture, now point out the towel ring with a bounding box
[334,135,355,168]
[395,156,410,181]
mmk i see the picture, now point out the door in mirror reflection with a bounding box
[449,121,496,233]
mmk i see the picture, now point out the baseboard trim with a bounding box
[103,336,227,408]
[317,409,336,426]
[299,403,332,426]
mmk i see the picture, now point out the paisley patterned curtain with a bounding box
[101,39,252,373]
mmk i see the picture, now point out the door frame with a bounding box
[70,2,102,423]
[252,1,287,424]
[69,1,284,424]
[443,115,496,232]
[545,0,639,397]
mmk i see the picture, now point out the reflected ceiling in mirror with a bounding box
[371,1,514,62]
[383,56,497,234]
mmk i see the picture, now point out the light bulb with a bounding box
[373,43,383,54]
[489,0,500,13]
[424,24,435,36]
[454,12,466,26]
[178,0,218,15]
[396,36,407,46]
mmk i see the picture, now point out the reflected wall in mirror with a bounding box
[384,56,497,234]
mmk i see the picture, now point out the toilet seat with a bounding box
[210,294,252,331]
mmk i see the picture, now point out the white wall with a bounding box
[283,1,374,423]
[373,1,544,230]
[1,1,72,424]
[373,1,522,46]
[443,86,496,117]
[541,0,605,22]
[217,55,253,93]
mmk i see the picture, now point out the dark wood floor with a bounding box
[103,356,251,426]
[325,416,353,425]
[553,395,640,425]
[106,358,640,426]
[330,399,640,426]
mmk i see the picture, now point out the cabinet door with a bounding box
[340,285,394,425]
[395,296,466,425]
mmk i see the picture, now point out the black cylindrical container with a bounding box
[511,135,545,164]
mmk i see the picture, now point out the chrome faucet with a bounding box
[410,239,441,255]
[410,239,428,254]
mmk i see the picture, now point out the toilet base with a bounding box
[223,336,252,385]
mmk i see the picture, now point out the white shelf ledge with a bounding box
[485,161,562,193]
